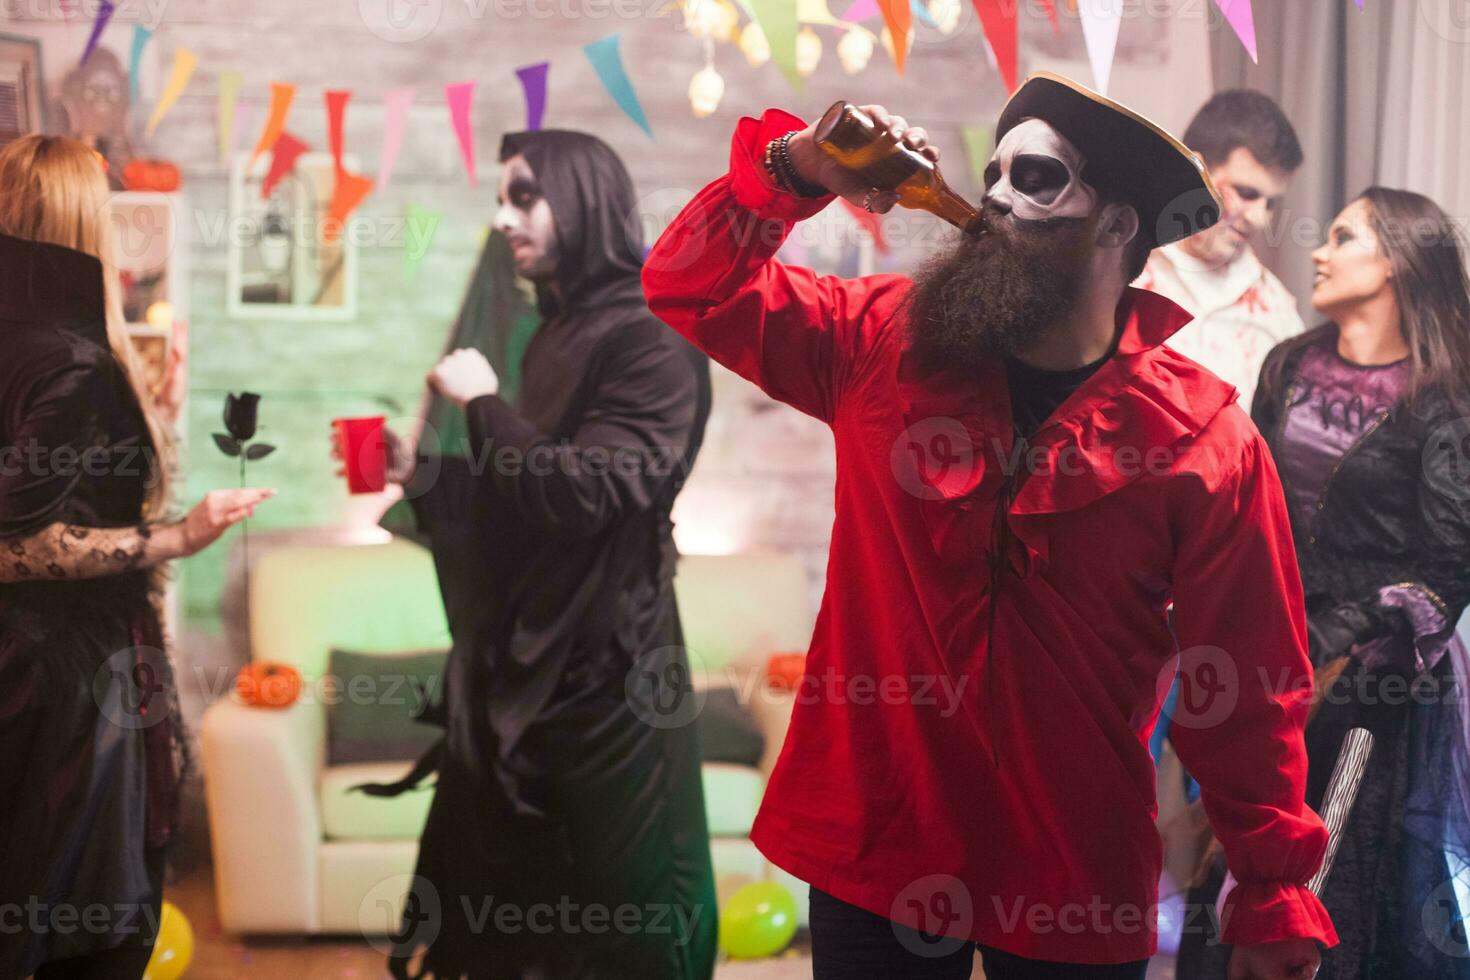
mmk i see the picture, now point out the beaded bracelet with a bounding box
[764,131,829,199]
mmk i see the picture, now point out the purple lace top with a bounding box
[1278,338,1411,532]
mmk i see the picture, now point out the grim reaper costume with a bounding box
[366,130,718,979]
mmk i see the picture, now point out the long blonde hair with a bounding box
[0,135,172,519]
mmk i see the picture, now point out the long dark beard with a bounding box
[903,209,1096,376]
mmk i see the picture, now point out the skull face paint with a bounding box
[982,118,1097,224]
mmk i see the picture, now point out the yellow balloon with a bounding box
[144,901,195,980]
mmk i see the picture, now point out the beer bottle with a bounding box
[813,101,982,235]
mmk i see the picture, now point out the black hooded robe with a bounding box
[369,130,718,979]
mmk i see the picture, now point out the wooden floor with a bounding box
[166,862,1175,979]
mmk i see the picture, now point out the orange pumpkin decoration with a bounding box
[765,651,807,692]
[236,661,303,708]
[122,158,182,193]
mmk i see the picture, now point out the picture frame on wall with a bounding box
[227,150,360,321]
[0,33,46,149]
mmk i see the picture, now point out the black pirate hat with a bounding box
[996,71,1222,248]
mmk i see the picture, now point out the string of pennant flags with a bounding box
[76,0,1367,264]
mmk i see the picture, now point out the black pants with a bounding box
[33,944,155,980]
[810,887,1150,980]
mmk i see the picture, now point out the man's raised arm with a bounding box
[641,108,911,424]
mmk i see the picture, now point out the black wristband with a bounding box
[775,131,829,199]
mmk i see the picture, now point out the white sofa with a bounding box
[200,539,813,935]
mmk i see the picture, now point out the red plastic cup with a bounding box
[333,416,386,494]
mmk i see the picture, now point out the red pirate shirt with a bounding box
[642,108,1338,964]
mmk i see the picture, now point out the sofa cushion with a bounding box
[696,687,765,767]
[321,762,435,840]
[325,648,446,766]
[702,762,764,838]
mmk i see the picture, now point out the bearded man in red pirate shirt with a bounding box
[643,72,1337,979]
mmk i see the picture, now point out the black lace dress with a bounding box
[1177,325,1470,979]
[0,233,183,977]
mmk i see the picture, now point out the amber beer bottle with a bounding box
[813,100,983,235]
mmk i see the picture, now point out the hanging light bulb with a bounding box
[739,20,770,66]
[796,25,823,76]
[688,63,725,118]
[710,0,740,41]
[682,0,718,39]
[929,0,960,35]
[836,27,874,74]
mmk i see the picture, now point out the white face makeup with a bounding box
[982,118,1098,223]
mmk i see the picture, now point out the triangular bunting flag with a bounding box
[515,62,549,131]
[377,88,414,190]
[127,26,151,104]
[403,203,442,284]
[260,131,308,199]
[326,172,374,243]
[971,0,1018,91]
[840,198,890,254]
[249,82,297,173]
[445,80,478,186]
[81,1,114,66]
[1212,0,1257,63]
[1039,0,1060,33]
[145,47,197,138]
[877,0,913,73]
[960,123,993,190]
[1077,0,1121,95]
[325,89,350,178]
[841,0,879,19]
[217,70,243,163]
[583,35,654,138]
[747,0,803,89]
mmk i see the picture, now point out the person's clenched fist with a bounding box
[428,348,500,408]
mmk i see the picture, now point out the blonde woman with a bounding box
[0,135,272,979]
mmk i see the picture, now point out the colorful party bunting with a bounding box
[1039,0,1060,33]
[260,131,308,199]
[971,0,1018,91]
[798,0,844,27]
[249,82,297,173]
[81,1,115,67]
[445,80,478,186]
[911,0,936,29]
[746,0,802,89]
[217,70,243,163]
[1354,0,1363,9]
[402,203,442,284]
[840,198,890,254]
[325,172,374,243]
[1077,0,1121,95]
[840,0,879,20]
[325,89,350,178]
[127,26,151,104]
[876,0,912,73]
[145,47,197,138]
[377,88,414,190]
[515,62,549,131]
[1212,0,1257,63]
[960,123,993,190]
[583,35,653,138]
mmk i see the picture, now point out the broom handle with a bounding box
[1306,726,1374,895]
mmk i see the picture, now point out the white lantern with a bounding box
[929,0,961,36]
[688,64,725,118]
[836,28,874,74]
[739,21,770,66]
[796,25,822,76]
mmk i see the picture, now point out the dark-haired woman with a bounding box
[1180,186,1470,978]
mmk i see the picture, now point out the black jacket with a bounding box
[1252,324,1470,666]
